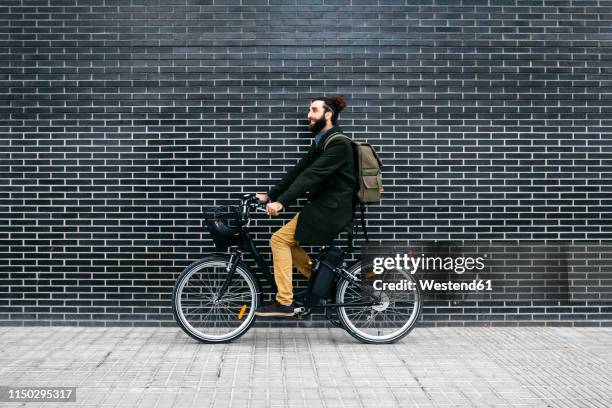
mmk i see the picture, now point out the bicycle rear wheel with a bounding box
[172,255,259,343]
[336,261,422,344]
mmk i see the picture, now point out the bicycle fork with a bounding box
[215,249,242,301]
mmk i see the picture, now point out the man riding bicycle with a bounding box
[254,95,356,317]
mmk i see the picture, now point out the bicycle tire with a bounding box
[172,255,260,343]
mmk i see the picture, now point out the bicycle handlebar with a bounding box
[239,193,267,219]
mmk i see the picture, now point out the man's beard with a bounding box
[308,115,326,133]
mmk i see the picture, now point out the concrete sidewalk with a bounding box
[0,326,610,408]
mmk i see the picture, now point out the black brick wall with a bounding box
[1,0,611,327]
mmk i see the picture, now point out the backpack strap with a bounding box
[359,201,369,242]
[346,225,354,253]
[345,195,369,252]
[346,197,357,253]
[323,132,353,150]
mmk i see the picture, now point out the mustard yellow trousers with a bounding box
[270,212,312,305]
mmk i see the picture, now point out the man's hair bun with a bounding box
[329,94,347,112]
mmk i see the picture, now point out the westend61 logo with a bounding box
[370,249,492,292]
[372,251,486,275]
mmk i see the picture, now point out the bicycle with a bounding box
[172,193,423,344]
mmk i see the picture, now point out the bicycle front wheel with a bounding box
[172,255,260,343]
[336,261,422,344]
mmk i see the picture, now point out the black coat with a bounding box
[267,126,355,245]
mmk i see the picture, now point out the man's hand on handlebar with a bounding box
[252,193,282,216]
[266,202,284,216]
